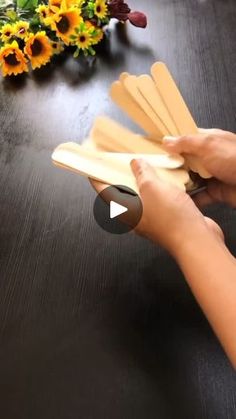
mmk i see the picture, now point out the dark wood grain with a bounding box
[0,1,236,418]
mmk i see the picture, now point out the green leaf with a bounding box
[17,0,38,10]
[88,46,95,56]
[73,48,80,58]
[5,10,17,21]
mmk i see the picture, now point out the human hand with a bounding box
[130,159,223,255]
[90,159,224,256]
[164,129,236,207]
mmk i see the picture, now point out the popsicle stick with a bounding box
[151,62,197,134]
[102,152,184,169]
[92,128,164,154]
[91,116,168,154]
[123,75,169,137]
[58,141,184,169]
[136,75,179,136]
[155,167,189,189]
[110,81,161,139]
[82,140,184,169]
[119,72,129,82]
[52,142,189,191]
[151,62,211,178]
[82,138,106,151]
[52,146,138,192]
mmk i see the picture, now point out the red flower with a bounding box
[128,11,147,28]
[108,0,131,21]
[108,1,147,28]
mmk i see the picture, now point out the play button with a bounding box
[110,201,128,219]
[93,185,143,235]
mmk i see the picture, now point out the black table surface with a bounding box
[0,1,236,418]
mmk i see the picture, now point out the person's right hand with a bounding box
[164,129,236,208]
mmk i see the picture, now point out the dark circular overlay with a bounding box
[93,185,143,235]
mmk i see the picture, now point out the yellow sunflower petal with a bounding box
[36,5,53,25]
[24,31,53,70]
[50,7,82,45]
[94,0,108,20]
[0,40,28,76]
[85,21,104,45]
[14,21,30,39]
[51,40,65,54]
[0,23,16,43]
[75,31,93,50]
[49,0,62,13]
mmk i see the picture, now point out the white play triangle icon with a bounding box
[110,201,128,219]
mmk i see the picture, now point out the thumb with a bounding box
[131,159,160,195]
[163,134,206,156]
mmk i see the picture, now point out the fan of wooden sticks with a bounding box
[52,62,211,193]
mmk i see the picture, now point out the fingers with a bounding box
[198,128,223,135]
[193,179,236,208]
[130,158,160,195]
[89,178,109,194]
[163,133,207,156]
[163,129,236,157]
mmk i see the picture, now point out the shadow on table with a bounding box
[115,22,155,59]
[95,245,234,419]
[1,25,155,91]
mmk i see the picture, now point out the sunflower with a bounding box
[94,0,108,20]
[48,0,82,14]
[14,21,30,40]
[51,40,65,54]
[74,30,92,50]
[36,5,52,25]
[49,0,63,14]
[67,0,85,8]
[0,23,16,43]
[85,21,104,45]
[49,4,82,45]
[24,31,53,70]
[0,41,28,76]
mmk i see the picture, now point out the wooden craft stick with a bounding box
[151,62,197,134]
[81,140,184,169]
[52,142,189,191]
[151,62,211,178]
[110,81,161,138]
[52,143,138,192]
[59,141,184,169]
[155,167,189,189]
[136,75,179,136]
[119,72,129,82]
[123,75,169,137]
[91,116,168,154]
[103,152,184,169]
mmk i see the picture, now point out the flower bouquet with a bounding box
[0,0,147,77]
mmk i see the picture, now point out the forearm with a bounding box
[175,231,236,369]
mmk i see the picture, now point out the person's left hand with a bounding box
[90,159,224,257]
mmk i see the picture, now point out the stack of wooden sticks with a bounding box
[52,62,211,193]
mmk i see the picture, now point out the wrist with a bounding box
[170,225,225,262]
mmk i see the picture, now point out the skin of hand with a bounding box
[130,159,224,254]
[90,160,236,368]
[90,159,224,255]
[164,129,236,208]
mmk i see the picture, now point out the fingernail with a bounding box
[163,136,178,143]
[131,158,144,169]
[130,159,147,176]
